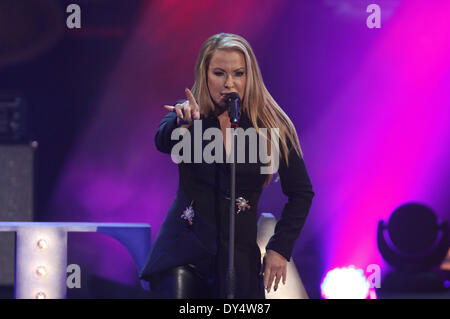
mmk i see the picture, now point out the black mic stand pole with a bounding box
[226,94,239,299]
[227,129,237,299]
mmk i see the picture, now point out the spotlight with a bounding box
[320,266,373,299]
[377,203,449,293]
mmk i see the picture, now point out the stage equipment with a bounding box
[377,203,449,293]
[0,222,151,299]
[320,266,374,299]
[0,143,36,286]
[225,92,240,299]
[0,93,30,143]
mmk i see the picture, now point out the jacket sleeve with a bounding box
[265,142,314,261]
[154,100,186,154]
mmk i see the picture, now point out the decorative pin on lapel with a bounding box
[236,197,251,214]
[181,200,195,225]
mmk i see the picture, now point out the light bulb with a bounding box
[36,266,47,277]
[35,292,46,299]
[37,239,48,249]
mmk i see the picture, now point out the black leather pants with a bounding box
[148,264,212,299]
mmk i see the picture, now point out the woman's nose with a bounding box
[224,75,233,88]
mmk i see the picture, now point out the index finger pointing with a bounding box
[185,88,199,111]
[163,105,175,112]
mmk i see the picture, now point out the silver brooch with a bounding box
[236,197,251,214]
[180,200,195,225]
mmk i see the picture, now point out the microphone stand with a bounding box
[225,93,240,299]
[227,122,238,299]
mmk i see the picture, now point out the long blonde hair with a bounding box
[191,33,303,185]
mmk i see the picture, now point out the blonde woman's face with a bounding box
[207,49,247,108]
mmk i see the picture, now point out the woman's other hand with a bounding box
[261,249,287,293]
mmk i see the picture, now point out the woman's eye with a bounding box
[235,72,244,76]
[214,72,224,76]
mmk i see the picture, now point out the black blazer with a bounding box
[140,107,314,279]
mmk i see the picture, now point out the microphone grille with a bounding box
[225,92,240,102]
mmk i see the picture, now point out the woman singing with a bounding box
[140,33,314,298]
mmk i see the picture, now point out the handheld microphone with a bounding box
[225,92,240,128]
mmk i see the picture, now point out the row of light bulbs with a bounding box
[35,238,48,299]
